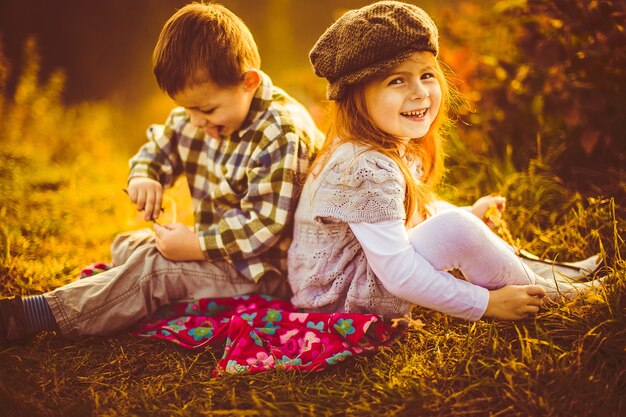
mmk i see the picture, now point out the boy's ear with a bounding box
[242,70,261,92]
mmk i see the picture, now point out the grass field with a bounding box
[1,42,625,417]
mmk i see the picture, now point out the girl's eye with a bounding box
[421,72,435,80]
[201,108,215,115]
[388,77,404,86]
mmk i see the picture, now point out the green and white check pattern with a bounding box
[129,71,323,282]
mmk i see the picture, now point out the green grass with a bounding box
[1,41,625,417]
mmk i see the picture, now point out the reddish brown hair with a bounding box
[152,2,261,95]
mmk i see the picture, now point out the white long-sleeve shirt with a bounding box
[349,219,489,321]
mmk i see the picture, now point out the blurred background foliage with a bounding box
[0,0,624,193]
[438,0,626,193]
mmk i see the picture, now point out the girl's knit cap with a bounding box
[310,1,439,100]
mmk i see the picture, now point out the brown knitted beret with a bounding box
[310,1,439,100]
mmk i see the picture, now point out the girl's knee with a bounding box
[431,208,485,238]
[421,209,490,257]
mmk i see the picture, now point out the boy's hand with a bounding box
[483,285,546,320]
[128,177,163,221]
[472,194,506,228]
[153,223,207,261]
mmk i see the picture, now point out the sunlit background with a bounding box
[2,0,624,192]
[2,0,458,141]
[3,0,425,104]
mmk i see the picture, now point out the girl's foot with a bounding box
[518,250,603,282]
[534,274,606,301]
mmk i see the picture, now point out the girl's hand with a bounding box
[127,177,163,221]
[153,223,207,261]
[483,285,546,320]
[472,194,506,228]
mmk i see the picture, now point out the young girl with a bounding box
[287,0,603,321]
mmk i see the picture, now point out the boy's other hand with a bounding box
[472,194,506,228]
[483,285,546,321]
[128,177,163,221]
[153,223,207,261]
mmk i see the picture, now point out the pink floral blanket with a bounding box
[79,263,405,376]
[131,294,405,376]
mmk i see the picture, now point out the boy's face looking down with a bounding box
[173,70,261,139]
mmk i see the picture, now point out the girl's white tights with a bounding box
[407,209,603,299]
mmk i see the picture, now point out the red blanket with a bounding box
[132,295,405,376]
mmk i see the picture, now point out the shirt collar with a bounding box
[235,70,273,139]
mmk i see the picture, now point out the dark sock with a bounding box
[23,295,58,334]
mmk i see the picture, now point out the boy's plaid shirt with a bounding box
[129,72,323,283]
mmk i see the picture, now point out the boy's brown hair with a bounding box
[152,2,261,96]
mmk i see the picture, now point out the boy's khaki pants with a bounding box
[43,229,291,339]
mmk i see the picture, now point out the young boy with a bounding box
[0,3,322,342]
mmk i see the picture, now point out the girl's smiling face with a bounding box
[363,51,442,141]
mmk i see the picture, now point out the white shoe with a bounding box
[518,250,603,282]
[534,274,606,300]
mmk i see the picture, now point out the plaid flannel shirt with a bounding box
[129,71,323,282]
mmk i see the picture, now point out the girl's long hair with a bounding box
[311,56,453,225]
